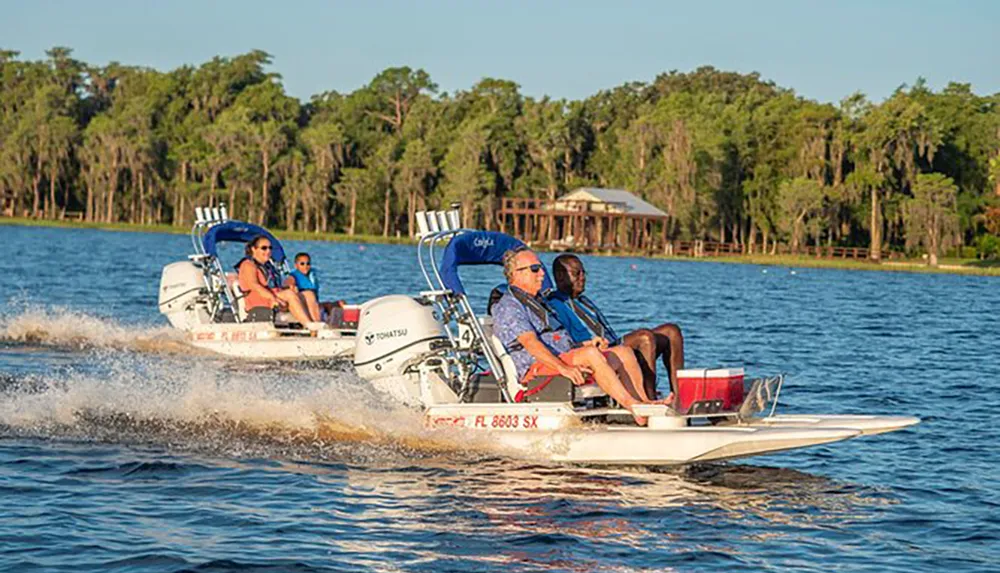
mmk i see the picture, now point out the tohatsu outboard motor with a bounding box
[158,261,211,330]
[353,295,452,405]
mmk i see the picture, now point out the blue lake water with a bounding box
[1,225,998,572]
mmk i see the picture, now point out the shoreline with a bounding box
[0,216,416,246]
[3,217,998,277]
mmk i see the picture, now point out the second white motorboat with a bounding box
[157,207,362,360]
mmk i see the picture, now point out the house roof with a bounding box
[559,188,668,218]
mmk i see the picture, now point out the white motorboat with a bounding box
[348,220,919,466]
[157,206,361,360]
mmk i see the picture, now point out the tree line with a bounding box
[2,47,999,262]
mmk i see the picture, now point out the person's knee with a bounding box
[576,346,604,365]
[633,328,656,350]
[656,323,682,340]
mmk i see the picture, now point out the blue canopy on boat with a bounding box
[202,220,286,263]
[438,231,552,295]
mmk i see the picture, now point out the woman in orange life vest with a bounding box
[237,235,314,327]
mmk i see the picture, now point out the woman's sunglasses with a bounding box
[256,245,272,251]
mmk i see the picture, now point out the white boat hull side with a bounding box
[185,324,357,360]
[494,425,862,466]
[747,414,921,436]
[423,404,870,466]
[188,337,356,360]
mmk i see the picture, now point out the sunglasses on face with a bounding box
[256,245,272,251]
[517,263,543,274]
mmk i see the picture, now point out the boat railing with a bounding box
[737,374,785,420]
[186,205,245,323]
[415,216,516,403]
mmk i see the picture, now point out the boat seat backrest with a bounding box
[226,271,296,325]
[225,272,248,321]
[486,284,506,316]
[478,316,521,399]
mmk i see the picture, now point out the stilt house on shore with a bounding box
[498,187,670,253]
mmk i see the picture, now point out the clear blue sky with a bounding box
[3,0,998,104]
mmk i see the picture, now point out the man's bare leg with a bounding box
[562,346,646,425]
[621,329,659,398]
[651,323,684,393]
[608,346,651,402]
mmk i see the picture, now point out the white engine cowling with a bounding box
[353,295,447,402]
[158,261,210,330]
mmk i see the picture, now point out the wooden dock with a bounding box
[497,196,873,260]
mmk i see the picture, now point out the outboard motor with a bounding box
[353,295,450,404]
[158,261,211,330]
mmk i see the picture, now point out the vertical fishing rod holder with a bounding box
[414,207,462,239]
[190,203,230,254]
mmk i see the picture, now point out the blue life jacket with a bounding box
[548,290,620,345]
[289,269,319,293]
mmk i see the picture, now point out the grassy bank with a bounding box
[662,252,1000,276]
[0,216,416,246]
[4,216,998,276]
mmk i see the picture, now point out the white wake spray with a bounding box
[0,349,491,464]
[0,305,186,352]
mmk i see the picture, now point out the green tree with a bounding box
[778,177,825,252]
[904,172,959,266]
[440,119,490,227]
[397,139,434,236]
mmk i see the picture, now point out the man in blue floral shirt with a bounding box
[491,247,649,425]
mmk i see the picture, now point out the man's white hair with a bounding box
[502,246,529,282]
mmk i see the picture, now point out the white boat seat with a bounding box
[225,272,249,321]
[227,272,321,329]
[479,316,521,399]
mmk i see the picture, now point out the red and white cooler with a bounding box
[675,368,745,414]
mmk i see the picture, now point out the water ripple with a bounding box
[1,226,998,572]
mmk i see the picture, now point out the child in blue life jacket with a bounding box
[289,252,344,324]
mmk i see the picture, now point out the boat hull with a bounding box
[184,323,357,360]
[746,414,921,436]
[495,425,862,465]
[424,404,917,466]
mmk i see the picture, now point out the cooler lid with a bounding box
[677,367,745,378]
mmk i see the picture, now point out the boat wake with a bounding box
[0,305,193,355]
[0,353,490,465]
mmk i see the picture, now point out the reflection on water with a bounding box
[0,339,900,571]
[1,226,998,572]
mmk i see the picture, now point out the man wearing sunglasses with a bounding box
[491,247,652,425]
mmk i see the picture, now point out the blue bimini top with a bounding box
[202,220,286,264]
[437,231,553,295]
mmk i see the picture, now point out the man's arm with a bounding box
[517,332,587,386]
[581,336,609,351]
